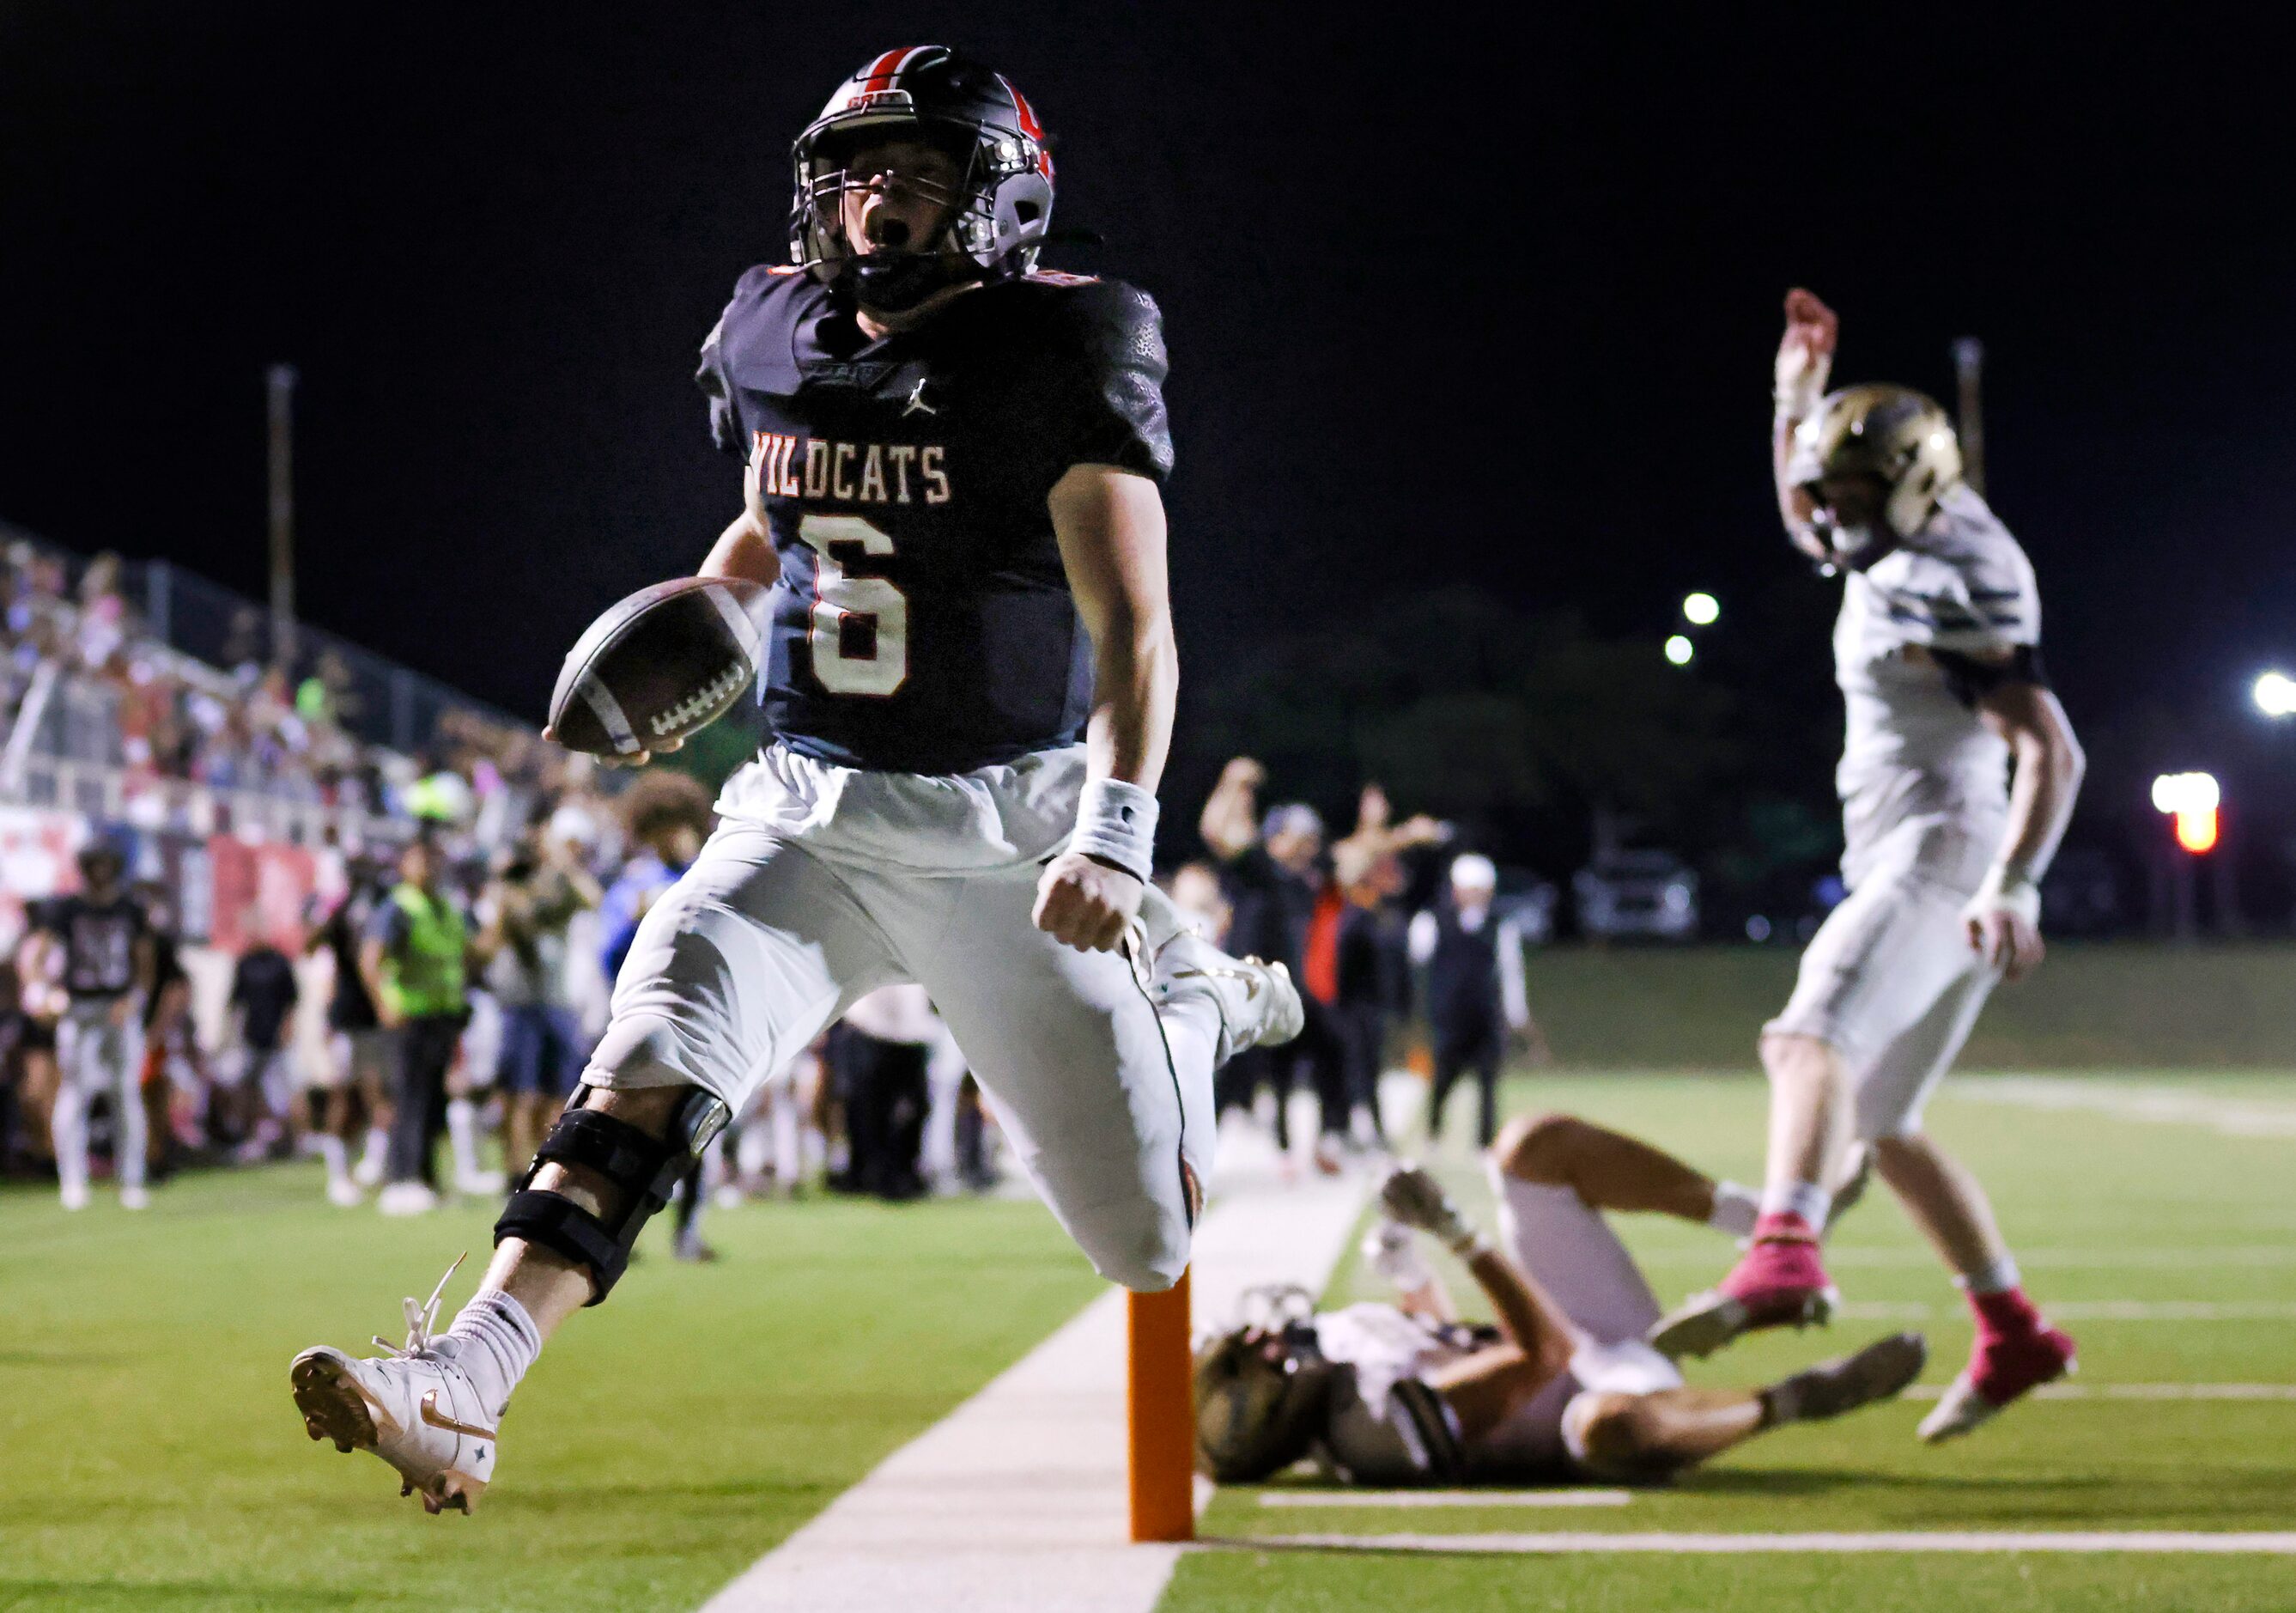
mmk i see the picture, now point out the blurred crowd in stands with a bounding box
[0,529,1548,1240]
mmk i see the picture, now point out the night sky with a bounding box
[5,7,2293,837]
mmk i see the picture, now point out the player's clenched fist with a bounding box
[1775,287,1839,421]
[1033,850,1143,953]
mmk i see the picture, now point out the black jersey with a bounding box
[697,266,1172,775]
[39,894,148,1001]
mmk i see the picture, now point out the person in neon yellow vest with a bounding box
[358,835,472,1214]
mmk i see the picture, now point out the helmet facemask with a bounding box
[1786,385,1965,573]
[794,110,1052,314]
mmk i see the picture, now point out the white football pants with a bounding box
[1765,812,2003,1140]
[587,744,1219,1292]
[54,1001,148,1197]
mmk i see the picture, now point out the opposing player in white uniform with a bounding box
[1652,290,2086,1442]
[1194,1119,1924,1486]
[288,47,1302,1513]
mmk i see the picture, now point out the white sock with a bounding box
[359,1125,388,1172]
[1759,1180,1831,1226]
[52,1083,89,1197]
[1708,1180,1760,1239]
[442,1290,542,1420]
[446,1099,484,1179]
[316,1134,350,1188]
[113,1079,148,1190]
[1954,1253,2021,1295]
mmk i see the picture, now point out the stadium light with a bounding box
[2253,670,2296,719]
[2151,770,2220,855]
[1682,592,1720,626]
[1663,635,1694,666]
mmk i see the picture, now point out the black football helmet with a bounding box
[791,46,1055,312]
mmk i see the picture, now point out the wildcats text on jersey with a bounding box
[749,431,951,508]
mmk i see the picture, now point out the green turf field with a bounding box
[1166,1069,2296,1613]
[3,1065,2291,1611]
[0,1174,1101,1611]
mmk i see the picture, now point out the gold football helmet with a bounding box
[1786,384,1965,540]
[1191,1287,1331,1482]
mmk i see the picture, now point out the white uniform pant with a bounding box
[1485,1168,1683,1474]
[1765,815,2002,1140]
[55,1001,148,1195]
[586,746,1217,1292]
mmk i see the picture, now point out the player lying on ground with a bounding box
[1649,289,2085,1443]
[1194,1113,1925,1486]
[289,46,1303,1513]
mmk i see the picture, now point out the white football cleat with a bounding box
[455,1168,507,1196]
[1150,929,1305,1066]
[119,1184,149,1210]
[289,1257,500,1514]
[377,1182,440,1217]
[59,1180,90,1212]
[327,1178,366,1208]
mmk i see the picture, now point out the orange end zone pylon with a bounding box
[1127,1269,1195,1543]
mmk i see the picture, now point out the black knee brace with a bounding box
[495,1086,730,1303]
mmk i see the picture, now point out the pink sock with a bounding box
[1971,1286,2042,1339]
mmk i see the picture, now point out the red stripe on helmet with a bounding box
[999,76,1053,179]
[858,48,906,92]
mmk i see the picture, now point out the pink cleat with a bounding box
[1919,1300,2076,1443]
[1649,1212,1839,1360]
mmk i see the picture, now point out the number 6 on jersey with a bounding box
[798,513,908,697]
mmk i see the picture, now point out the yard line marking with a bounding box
[1837,1300,2296,1322]
[1959,1076,2296,1139]
[702,1074,1420,1613]
[1243,1531,2296,1555]
[1260,1490,1633,1509]
[1637,1245,2296,1269]
[1904,1382,2296,1402]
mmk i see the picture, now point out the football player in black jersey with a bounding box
[292,47,1304,1513]
[26,836,155,1210]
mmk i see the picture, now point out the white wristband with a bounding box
[1965,865,2041,928]
[1071,777,1158,883]
[1773,347,1830,424]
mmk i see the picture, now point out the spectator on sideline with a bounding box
[134,880,197,1174]
[361,833,470,1214]
[308,858,394,1194]
[479,810,601,1180]
[1200,756,1341,1166]
[1409,853,1537,1147]
[226,917,301,1162]
[829,985,940,1201]
[596,771,719,1259]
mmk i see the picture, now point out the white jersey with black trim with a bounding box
[1833,484,2040,875]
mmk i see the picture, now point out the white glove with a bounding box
[1379,1164,1489,1260]
[1361,1219,1437,1293]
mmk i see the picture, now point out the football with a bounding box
[546,576,767,758]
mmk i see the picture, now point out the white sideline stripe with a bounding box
[1959,1076,2296,1138]
[1248,1531,2296,1555]
[701,1077,1419,1613]
[1904,1382,2296,1402]
[1261,1489,1633,1509]
[1837,1300,2296,1322]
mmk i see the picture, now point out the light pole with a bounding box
[267,363,299,672]
[1953,337,1986,498]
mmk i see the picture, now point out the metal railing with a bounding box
[9,752,401,852]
